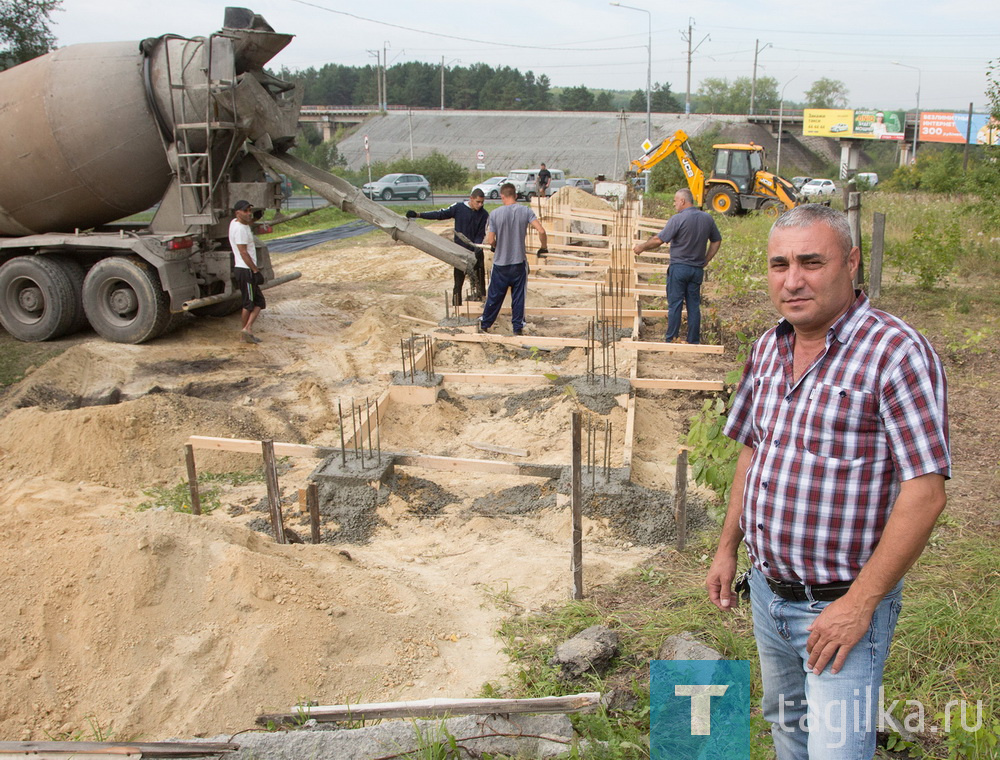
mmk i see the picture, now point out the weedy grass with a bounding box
[137,470,265,514]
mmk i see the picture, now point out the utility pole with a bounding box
[749,39,771,116]
[440,56,445,111]
[367,50,381,111]
[680,18,709,115]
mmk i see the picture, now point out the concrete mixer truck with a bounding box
[0,7,474,344]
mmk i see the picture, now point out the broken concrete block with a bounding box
[550,625,620,677]
[656,631,722,661]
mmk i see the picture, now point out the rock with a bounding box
[550,625,619,677]
[656,631,722,661]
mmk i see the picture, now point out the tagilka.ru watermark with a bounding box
[651,661,985,758]
[776,686,985,745]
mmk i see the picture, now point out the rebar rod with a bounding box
[375,396,382,465]
[338,399,346,466]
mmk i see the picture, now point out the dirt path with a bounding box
[0,224,726,741]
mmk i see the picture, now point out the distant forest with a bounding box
[277,60,684,112]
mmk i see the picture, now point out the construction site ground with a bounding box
[0,195,730,742]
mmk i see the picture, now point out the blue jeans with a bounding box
[480,262,527,332]
[749,569,903,760]
[664,263,703,343]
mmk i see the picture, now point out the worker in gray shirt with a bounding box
[633,187,722,343]
[478,183,547,335]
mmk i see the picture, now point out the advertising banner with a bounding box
[853,109,906,140]
[804,109,856,137]
[919,112,1000,145]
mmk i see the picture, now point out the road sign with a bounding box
[364,135,370,151]
[476,163,486,170]
[476,150,485,161]
[641,139,653,153]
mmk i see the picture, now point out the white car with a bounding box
[472,176,507,199]
[800,178,837,197]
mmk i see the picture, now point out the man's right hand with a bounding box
[405,210,418,219]
[706,553,739,611]
[537,247,548,255]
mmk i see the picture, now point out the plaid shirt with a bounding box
[724,292,950,584]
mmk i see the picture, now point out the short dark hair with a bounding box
[500,182,517,198]
[470,188,486,200]
[770,204,853,259]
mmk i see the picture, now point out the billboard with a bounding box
[919,112,1000,145]
[804,109,856,137]
[804,109,905,139]
[853,110,906,140]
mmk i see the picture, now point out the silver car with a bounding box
[362,173,431,201]
[472,176,507,199]
[565,178,595,194]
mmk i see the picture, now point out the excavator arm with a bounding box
[628,130,706,206]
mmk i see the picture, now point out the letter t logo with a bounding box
[674,684,729,735]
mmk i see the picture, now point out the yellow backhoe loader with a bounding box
[629,130,800,216]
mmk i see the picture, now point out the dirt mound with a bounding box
[0,477,493,740]
[551,185,614,211]
[0,393,301,489]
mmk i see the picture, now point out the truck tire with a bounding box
[0,255,81,341]
[707,186,740,216]
[526,191,536,201]
[48,256,89,335]
[83,256,170,344]
[760,199,784,219]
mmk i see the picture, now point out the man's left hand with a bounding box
[805,597,875,675]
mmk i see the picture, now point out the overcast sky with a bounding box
[53,0,999,113]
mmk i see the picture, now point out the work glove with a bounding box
[537,247,548,255]
[405,210,418,219]
[253,271,264,285]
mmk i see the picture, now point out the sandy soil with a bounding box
[0,204,726,741]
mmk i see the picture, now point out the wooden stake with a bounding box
[870,212,886,301]
[261,439,286,544]
[674,448,688,551]
[307,481,321,544]
[184,443,201,516]
[571,411,583,600]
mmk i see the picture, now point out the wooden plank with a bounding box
[469,441,529,457]
[439,372,551,385]
[187,435,332,458]
[394,454,563,479]
[184,443,201,516]
[631,378,725,391]
[0,741,238,757]
[433,331,590,349]
[675,448,688,550]
[262,440,286,544]
[622,361,639,474]
[307,481,321,544]
[618,339,724,354]
[257,692,601,725]
[398,314,439,326]
[571,411,583,600]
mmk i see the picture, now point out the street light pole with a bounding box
[776,76,797,177]
[892,61,922,161]
[610,2,651,143]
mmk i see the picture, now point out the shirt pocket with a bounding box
[801,383,879,460]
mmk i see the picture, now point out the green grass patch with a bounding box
[0,334,67,388]
[136,470,264,514]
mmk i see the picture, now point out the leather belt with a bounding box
[765,577,854,602]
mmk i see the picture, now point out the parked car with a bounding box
[472,176,507,199]
[791,176,812,191]
[565,178,595,194]
[855,172,879,187]
[362,173,431,201]
[800,178,837,197]
[506,168,566,199]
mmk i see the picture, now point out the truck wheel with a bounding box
[526,191,536,201]
[417,188,429,200]
[381,188,393,201]
[0,256,78,341]
[48,256,89,335]
[760,199,784,219]
[707,186,740,216]
[83,256,170,344]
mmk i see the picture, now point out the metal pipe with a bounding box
[182,272,302,311]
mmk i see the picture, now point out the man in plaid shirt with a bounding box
[706,205,950,760]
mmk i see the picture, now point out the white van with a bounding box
[505,169,566,199]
